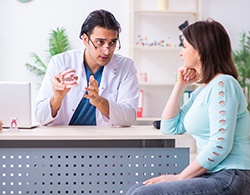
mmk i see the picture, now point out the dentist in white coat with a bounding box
[35,9,139,127]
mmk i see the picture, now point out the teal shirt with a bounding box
[161,74,250,172]
[69,63,104,125]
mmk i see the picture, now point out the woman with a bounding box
[126,18,250,194]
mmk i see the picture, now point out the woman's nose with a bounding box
[179,49,183,56]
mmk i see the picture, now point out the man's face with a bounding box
[83,26,119,70]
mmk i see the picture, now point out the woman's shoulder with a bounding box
[213,74,234,81]
[209,74,243,99]
[212,74,240,87]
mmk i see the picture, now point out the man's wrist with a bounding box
[50,95,63,117]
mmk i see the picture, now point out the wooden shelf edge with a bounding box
[139,82,175,86]
[133,45,181,51]
[134,10,199,15]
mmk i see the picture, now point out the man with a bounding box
[35,9,139,126]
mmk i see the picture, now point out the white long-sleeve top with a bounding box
[35,48,139,126]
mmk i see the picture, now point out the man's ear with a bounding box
[82,34,88,46]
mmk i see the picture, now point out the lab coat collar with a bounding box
[81,49,118,95]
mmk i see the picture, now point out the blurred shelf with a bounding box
[133,45,181,51]
[134,10,199,15]
[139,82,175,86]
[135,117,160,126]
[131,0,201,119]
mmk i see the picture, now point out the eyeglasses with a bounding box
[87,36,121,51]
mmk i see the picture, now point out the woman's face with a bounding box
[179,38,201,73]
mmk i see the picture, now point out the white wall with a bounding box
[0,0,130,94]
[201,0,250,52]
[0,0,249,94]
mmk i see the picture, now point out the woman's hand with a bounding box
[177,67,200,85]
[143,174,181,185]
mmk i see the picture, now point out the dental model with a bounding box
[9,117,19,132]
[60,69,78,88]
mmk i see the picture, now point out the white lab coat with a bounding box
[35,48,139,126]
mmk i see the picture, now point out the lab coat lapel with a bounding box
[99,59,118,95]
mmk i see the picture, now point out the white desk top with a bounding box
[0,125,192,140]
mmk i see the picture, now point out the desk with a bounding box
[0,126,191,195]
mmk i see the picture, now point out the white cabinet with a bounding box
[130,0,201,124]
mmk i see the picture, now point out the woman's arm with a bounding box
[161,82,186,119]
[162,67,199,119]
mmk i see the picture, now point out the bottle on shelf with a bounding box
[137,89,144,118]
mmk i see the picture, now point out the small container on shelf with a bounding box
[140,72,148,82]
[157,0,169,11]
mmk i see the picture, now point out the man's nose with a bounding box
[102,46,111,54]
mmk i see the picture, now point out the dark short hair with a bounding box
[183,18,238,83]
[79,9,121,39]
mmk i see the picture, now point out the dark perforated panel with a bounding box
[0,148,189,194]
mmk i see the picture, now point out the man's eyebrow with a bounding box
[95,38,118,41]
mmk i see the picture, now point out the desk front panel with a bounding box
[0,141,189,195]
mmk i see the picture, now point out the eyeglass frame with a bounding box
[86,34,121,51]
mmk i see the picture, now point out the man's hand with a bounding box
[83,75,101,106]
[84,75,110,118]
[50,70,78,117]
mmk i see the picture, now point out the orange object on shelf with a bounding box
[137,90,144,118]
[0,120,2,131]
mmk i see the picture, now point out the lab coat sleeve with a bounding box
[34,56,59,125]
[35,48,86,126]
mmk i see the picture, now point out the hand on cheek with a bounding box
[178,67,199,84]
[183,68,196,81]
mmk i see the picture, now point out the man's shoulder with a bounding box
[112,53,134,64]
[52,48,84,59]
